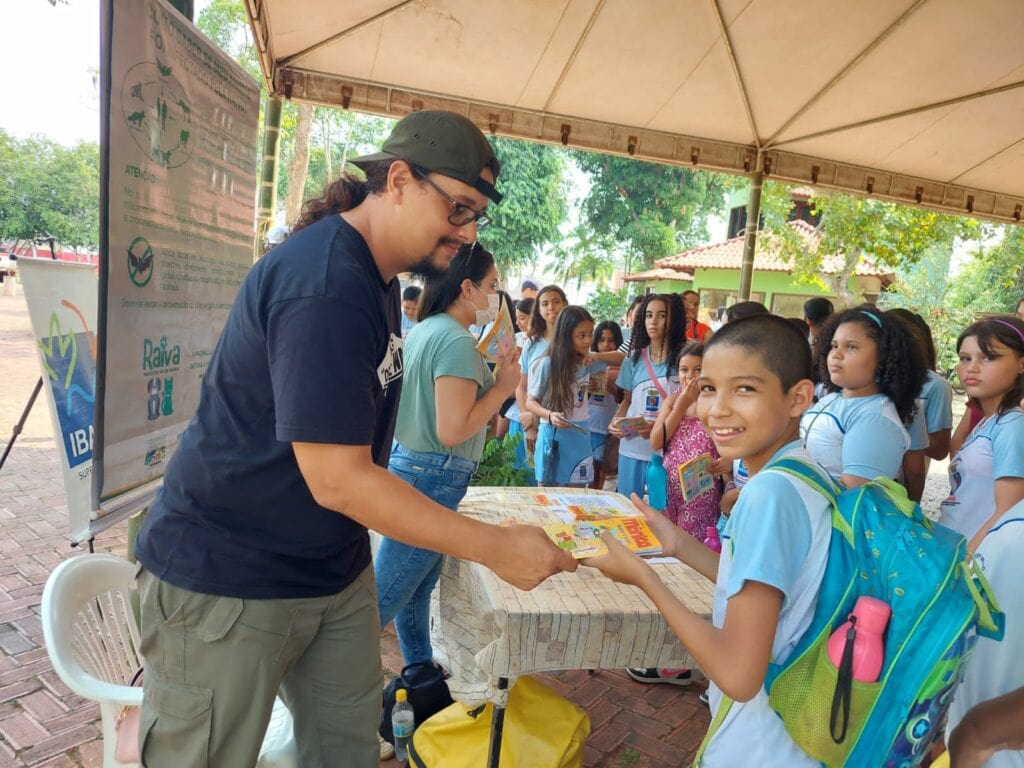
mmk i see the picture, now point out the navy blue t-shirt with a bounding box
[135,215,403,598]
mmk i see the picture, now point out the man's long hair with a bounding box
[291,160,396,234]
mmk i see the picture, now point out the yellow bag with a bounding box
[409,675,590,768]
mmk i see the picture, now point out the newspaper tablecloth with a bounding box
[431,487,715,705]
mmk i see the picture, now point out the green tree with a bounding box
[573,152,728,271]
[478,138,568,271]
[0,129,99,248]
[756,181,981,305]
[195,0,259,78]
[585,287,632,325]
[545,224,618,289]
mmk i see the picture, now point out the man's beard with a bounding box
[408,240,462,280]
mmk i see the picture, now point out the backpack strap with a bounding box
[691,692,733,767]
[766,456,855,547]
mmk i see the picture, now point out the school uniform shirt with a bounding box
[587,361,617,436]
[615,352,676,462]
[799,392,910,482]
[530,358,593,485]
[520,337,549,380]
[702,442,832,768]
[907,401,929,451]
[945,500,1024,768]
[921,370,954,433]
[400,313,416,338]
[940,409,1024,540]
[732,459,750,489]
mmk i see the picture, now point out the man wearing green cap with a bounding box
[133,111,577,768]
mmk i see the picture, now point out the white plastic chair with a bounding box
[41,553,298,767]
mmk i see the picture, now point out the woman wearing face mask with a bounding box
[375,242,520,667]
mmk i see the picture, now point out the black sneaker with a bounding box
[625,667,693,686]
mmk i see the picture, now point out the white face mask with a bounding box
[473,287,501,326]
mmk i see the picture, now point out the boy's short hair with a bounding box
[402,285,422,302]
[705,315,812,391]
[803,297,834,325]
[724,300,769,323]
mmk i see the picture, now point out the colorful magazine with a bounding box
[476,302,517,364]
[678,453,715,502]
[542,516,662,558]
[614,416,650,438]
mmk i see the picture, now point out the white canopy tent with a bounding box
[243,0,1024,228]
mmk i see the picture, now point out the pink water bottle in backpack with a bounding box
[703,526,722,553]
[827,596,891,683]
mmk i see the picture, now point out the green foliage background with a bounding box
[0,129,99,248]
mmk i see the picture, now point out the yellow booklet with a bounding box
[476,302,517,364]
[678,453,715,502]
[542,517,662,558]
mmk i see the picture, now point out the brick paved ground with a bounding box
[0,293,955,766]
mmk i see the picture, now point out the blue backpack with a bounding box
[696,458,1003,768]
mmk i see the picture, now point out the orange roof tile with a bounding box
[622,268,694,283]
[655,220,893,277]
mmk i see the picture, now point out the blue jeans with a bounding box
[375,443,477,665]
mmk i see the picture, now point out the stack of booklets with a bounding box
[542,516,662,558]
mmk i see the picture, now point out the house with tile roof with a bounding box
[623,219,894,320]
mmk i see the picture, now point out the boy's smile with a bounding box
[697,343,813,474]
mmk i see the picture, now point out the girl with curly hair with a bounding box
[940,316,1024,549]
[609,294,687,498]
[800,306,927,488]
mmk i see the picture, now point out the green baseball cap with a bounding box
[350,110,503,204]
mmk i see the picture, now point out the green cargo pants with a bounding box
[136,564,384,768]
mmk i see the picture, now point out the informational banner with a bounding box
[95,0,260,509]
[19,259,99,543]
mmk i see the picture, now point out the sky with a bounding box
[0,0,210,147]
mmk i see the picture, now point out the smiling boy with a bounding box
[584,315,833,766]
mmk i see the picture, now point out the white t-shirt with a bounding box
[945,500,1024,768]
[702,443,832,768]
[940,410,1024,540]
[615,351,676,461]
[799,392,910,482]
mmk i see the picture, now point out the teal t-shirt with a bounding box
[394,313,495,460]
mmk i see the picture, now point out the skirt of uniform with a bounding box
[535,421,594,486]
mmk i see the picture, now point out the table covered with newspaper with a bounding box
[430,486,716,705]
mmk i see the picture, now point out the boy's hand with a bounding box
[580,531,654,587]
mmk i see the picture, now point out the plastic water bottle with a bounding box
[703,525,722,553]
[826,596,891,683]
[392,688,415,763]
[647,454,667,510]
